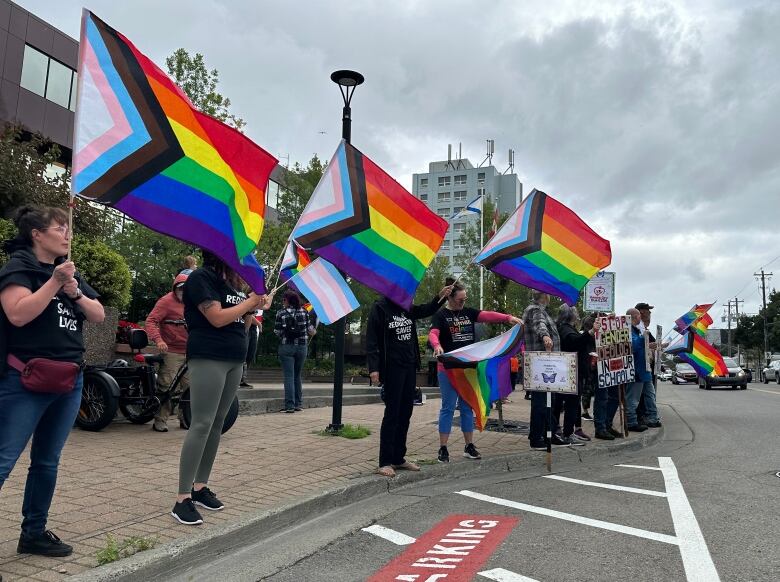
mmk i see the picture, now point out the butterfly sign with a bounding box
[523,351,578,393]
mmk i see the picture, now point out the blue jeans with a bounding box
[594,385,620,432]
[626,380,658,425]
[438,371,474,434]
[0,370,83,535]
[279,344,307,410]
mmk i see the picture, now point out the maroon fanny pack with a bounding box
[6,354,81,394]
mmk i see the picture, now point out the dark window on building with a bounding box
[420,178,428,188]
[20,44,78,110]
[454,175,466,185]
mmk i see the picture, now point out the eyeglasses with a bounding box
[38,225,69,236]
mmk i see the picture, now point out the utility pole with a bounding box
[723,297,744,358]
[755,269,773,371]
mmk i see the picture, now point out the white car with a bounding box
[762,360,780,383]
[658,370,673,381]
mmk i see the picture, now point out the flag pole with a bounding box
[546,390,552,472]
[269,238,291,290]
[479,201,484,310]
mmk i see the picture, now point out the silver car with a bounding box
[762,360,780,383]
[698,357,747,390]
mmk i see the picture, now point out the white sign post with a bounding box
[584,271,616,313]
[523,352,578,472]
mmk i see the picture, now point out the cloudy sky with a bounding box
[20,0,780,335]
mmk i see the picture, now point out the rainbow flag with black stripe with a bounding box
[475,189,611,305]
[280,240,312,286]
[292,140,448,310]
[438,325,523,431]
[72,10,276,292]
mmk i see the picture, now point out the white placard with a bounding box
[595,315,635,388]
[584,271,615,313]
[523,351,578,394]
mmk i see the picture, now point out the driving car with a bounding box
[698,357,747,390]
[658,369,673,381]
[672,363,697,384]
[762,360,780,383]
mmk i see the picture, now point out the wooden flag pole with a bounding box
[619,383,628,437]
[66,196,76,261]
[269,240,291,290]
[546,391,552,472]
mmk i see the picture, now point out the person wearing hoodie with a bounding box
[367,284,453,478]
[0,206,104,558]
[145,273,190,432]
[555,305,599,443]
[428,283,523,463]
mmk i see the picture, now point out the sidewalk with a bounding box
[0,394,632,581]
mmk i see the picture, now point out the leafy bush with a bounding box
[71,236,132,309]
[0,218,15,266]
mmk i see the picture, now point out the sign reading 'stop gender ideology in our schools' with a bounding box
[584,271,615,313]
[595,315,635,388]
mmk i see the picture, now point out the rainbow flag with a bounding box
[292,140,448,310]
[286,259,359,326]
[280,240,312,285]
[72,11,276,292]
[438,325,523,431]
[690,312,714,337]
[673,303,714,333]
[475,189,611,305]
[665,331,728,377]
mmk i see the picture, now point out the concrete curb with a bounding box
[70,424,663,581]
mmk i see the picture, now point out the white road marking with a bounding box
[457,490,678,545]
[362,524,416,545]
[615,463,663,471]
[658,457,721,581]
[479,568,541,581]
[747,387,780,396]
[543,474,667,497]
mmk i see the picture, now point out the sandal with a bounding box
[392,461,420,472]
[376,466,396,477]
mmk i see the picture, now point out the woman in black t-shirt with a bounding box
[0,206,104,558]
[171,251,271,526]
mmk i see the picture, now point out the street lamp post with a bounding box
[328,69,364,432]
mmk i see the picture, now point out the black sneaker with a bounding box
[191,486,224,511]
[581,411,593,420]
[17,530,73,557]
[550,434,570,447]
[561,435,586,447]
[607,426,624,438]
[437,446,449,463]
[627,424,648,432]
[530,442,547,451]
[463,443,481,459]
[171,498,204,525]
[595,430,615,440]
[646,420,662,428]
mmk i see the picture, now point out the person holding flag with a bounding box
[367,284,454,478]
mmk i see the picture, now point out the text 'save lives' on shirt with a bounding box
[366,296,443,383]
[0,247,99,368]
[430,307,482,353]
[183,267,248,362]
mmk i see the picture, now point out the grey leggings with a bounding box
[178,358,242,494]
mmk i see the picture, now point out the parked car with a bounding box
[672,363,697,384]
[658,369,673,381]
[762,360,780,384]
[698,357,747,390]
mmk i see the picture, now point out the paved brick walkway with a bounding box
[0,395,539,581]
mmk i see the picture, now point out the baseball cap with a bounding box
[635,302,654,310]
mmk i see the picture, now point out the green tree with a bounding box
[71,236,132,309]
[0,124,112,239]
[165,48,246,131]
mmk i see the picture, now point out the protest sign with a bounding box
[595,315,635,388]
[584,271,615,313]
[523,351,578,394]
[655,324,663,375]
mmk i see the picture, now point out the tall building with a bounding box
[412,154,522,273]
[0,0,77,171]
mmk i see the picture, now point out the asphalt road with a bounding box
[170,380,780,582]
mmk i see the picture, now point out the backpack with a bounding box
[282,309,306,340]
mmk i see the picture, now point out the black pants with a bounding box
[245,326,259,366]
[379,365,417,467]
[553,393,581,437]
[529,391,560,446]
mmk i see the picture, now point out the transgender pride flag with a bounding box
[286,258,359,325]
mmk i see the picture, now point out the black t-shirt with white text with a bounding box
[2,265,98,363]
[431,307,482,353]
[384,310,416,367]
[183,267,248,362]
